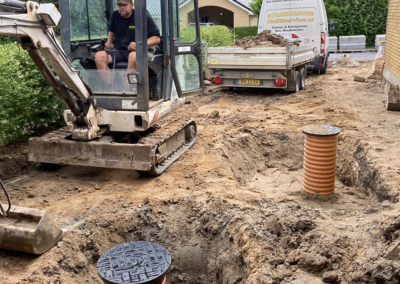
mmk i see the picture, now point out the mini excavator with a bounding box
[0,0,203,176]
[0,0,202,254]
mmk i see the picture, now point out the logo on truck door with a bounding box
[241,73,254,78]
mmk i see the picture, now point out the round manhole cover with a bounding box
[302,124,341,136]
[97,241,171,284]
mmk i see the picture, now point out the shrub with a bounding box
[180,25,233,69]
[180,25,233,47]
[0,36,13,45]
[0,42,64,143]
[234,26,258,40]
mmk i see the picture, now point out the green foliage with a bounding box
[180,25,233,69]
[324,0,388,47]
[0,43,64,144]
[0,36,12,45]
[249,0,263,18]
[234,26,258,40]
[69,0,108,40]
[180,25,233,47]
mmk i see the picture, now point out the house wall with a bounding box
[200,0,249,27]
[180,3,197,28]
[179,0,258,28]
[199,6,234,28]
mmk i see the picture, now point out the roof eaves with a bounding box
[228,0,253,15]
[178,0,191,9]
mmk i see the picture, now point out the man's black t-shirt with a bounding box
[109,10,160,50]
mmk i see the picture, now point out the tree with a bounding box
[249,0,263,18]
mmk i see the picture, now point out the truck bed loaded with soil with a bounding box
[205,30,315,93]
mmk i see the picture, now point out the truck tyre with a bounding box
[286,71,300,94]
[312,69,319,74]
[320,62,328,74]
[295,71,300,93]
[300,68,306,90]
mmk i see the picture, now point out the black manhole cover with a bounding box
[97,241,171,284]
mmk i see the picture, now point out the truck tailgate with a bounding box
[206,45,314,70]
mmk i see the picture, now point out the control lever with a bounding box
[86,44,92,55]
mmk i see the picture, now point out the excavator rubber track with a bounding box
[28,119,197,176]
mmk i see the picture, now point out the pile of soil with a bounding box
[329,54,361,67]
[232,30,298,49]
[0,157,34,180]
[0,143,34,180]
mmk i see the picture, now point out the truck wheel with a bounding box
[312,69,320,74]
[320,62,328,74]
[286,71,300,94]
[300,68,306,90]
[295,72,300,93]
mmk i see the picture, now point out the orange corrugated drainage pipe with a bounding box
[97,241,171,284]
[302,125,341,195]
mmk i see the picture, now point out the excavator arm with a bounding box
[0,0,99,140]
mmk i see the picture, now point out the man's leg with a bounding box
[95,51,113,69]
[127,51,137,70]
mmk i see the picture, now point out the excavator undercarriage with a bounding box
[29,119,197,175]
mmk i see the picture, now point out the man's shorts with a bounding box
[108,49,133,63]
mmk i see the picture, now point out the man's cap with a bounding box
[117,0,132,4]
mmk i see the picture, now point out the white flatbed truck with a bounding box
[205,42,315,92]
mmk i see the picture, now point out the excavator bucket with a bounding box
[0,204,62,254]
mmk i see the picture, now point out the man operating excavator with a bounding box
[94,0,161,70]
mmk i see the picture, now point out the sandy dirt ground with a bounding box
[1,60,400,284]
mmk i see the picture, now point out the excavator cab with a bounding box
[59,0,203,109]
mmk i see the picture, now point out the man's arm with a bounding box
[127,36,160,51]
[105,32,115,49]
[148,36,161,46]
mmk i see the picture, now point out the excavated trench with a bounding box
[216,128,394,200]
[148,130,393,283]
[79,129,392,284]
[0,129,395,283]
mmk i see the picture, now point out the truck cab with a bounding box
[258,0,329,74]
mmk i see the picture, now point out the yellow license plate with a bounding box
[238,79,260,85]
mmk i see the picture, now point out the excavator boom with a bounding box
[0,0,100,139]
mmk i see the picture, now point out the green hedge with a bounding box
[234,26,258,40]
[180,25,234,68]
[180,25,233,47]
[0,42,64,143]
[325,0,388,47]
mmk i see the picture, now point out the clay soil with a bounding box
[2,61,400,284]
[232,30,293,49]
